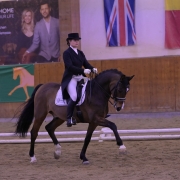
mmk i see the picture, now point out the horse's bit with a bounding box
[110,80,129,110]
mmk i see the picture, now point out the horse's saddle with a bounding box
[55,79,88,106]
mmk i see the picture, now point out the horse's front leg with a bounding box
[80,123,97,164]
[8,85,21,95]
[99,119,127,153]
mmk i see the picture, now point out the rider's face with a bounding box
[69,39,80,48]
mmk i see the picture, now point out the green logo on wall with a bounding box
[0,64,34,102]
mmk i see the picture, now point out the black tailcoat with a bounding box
[61,47,94,99]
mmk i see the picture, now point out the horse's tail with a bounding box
[15,84,43,137]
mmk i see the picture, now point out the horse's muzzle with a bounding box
[116,107,121,111]
[116,102,125,111]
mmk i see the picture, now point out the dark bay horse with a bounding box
[15,69,134,164]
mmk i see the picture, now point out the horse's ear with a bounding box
[120,74,126,81]
[127,75,135,81]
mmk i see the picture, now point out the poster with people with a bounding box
[0,0,60,65]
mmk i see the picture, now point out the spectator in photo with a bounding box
[23,1,60,63]
[16,8,37,64]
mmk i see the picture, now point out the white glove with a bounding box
[84,69,91,74]
[93,68,98,74]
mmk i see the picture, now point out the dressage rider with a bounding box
[61,33,98,127]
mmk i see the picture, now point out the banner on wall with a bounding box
[0,64,34,102]
[165,0,180,49]
[104,0,136,47]
[0,0,59,65]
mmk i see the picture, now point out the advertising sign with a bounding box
[0,0,59,65]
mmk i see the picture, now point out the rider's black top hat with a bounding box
[66,33,81,41]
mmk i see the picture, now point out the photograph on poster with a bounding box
[0,0,60,65]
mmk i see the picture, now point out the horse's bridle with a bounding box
[92,76,128,110]
[110,80,128,110]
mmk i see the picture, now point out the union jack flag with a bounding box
[104,0,136,46]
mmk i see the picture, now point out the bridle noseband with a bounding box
[110,80,127,110]
[111,80,126,101]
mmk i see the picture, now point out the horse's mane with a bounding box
[86,69,123,92]
[95,69,123,78]
[91,69,123,83]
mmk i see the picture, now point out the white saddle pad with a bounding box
[55,80,88,106]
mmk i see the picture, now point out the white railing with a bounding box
[0,127,180,143]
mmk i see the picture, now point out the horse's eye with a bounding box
[118,88,125,93]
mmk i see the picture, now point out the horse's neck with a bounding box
[19,69,25,78]
[21,69,31,78]
[90,75,114,100]
[95,74,115,91]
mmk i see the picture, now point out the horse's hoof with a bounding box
[54,151,61,159]
[82,160,89,165]
[25,98,29,102]
[54,144,61,159]
[119,145,127,154]
[30,155,37,163]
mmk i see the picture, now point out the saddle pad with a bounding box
[55,80,88,106]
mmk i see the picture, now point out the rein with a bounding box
[89,74,126,108]
[88,72,96,104]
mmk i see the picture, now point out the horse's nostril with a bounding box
[117,107,121,111]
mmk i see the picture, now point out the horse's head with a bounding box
[13,67,22,80]
[90,69,134,112]
[111,74,134,111]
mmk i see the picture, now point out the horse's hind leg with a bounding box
[23,86,30,101]
[29,116,46,163]
[80,123,97,164]
[45,117,65,159]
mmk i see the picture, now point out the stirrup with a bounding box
[67,118,72,127]
[67,117,76,127]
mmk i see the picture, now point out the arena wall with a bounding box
[1,0,180,117]
[1,56,180,117]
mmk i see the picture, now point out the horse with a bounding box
[8,67,34,101]
[15,69,134,164]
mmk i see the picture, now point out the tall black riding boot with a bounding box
[67,99,77,127]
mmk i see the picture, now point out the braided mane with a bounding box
[96,69,123,78]
[88,69,123,89]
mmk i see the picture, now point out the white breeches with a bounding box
[67,75,87,101]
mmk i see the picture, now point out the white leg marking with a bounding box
[54,144,61,159]
[83,160,90,165]
[30,155,37,163]
[119,144,127,154]
[121,102,125,109]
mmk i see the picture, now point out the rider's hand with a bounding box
[84,69,91,74]
[93,68,98,74]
